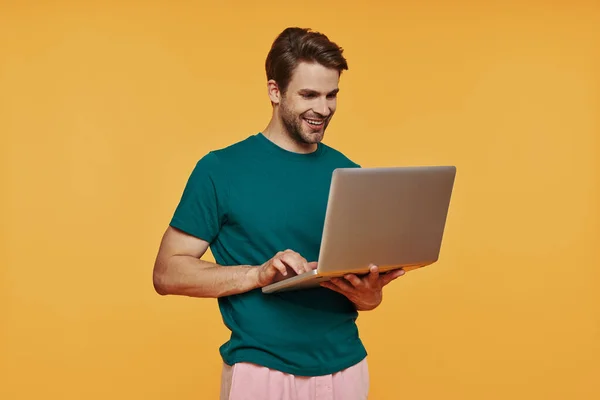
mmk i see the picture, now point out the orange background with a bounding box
[1,1,599,399]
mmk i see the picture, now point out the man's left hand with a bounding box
[320,265,405,311]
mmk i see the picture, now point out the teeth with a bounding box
[305,118,323,126]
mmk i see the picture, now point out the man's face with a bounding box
[278,62,340,146]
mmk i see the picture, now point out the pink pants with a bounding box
[220,358,370,400]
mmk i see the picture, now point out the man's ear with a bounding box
[267,80,281,104]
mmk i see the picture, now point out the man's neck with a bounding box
[262,119,317,154]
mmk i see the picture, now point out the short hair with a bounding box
[265,27,349,94]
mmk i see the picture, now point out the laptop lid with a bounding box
[315,166,457,276]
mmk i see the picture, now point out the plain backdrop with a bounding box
[1,1,599,399]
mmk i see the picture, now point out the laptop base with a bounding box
[261,264,427,294]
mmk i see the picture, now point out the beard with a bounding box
[279,99,331,146]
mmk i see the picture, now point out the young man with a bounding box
[153,27,405,400]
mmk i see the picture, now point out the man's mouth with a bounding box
[303,117,325,129]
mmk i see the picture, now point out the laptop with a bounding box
[261,165,457,294]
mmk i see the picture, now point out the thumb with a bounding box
[367,264,380,285]
[307,261,318,270]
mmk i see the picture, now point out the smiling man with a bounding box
[153,27,405,400]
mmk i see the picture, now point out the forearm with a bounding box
[154,255,260,298]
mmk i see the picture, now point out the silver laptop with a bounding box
[261,165,457,294]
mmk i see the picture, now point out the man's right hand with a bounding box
[255,250,318,287]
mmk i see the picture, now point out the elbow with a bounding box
[153,267,171,296]
[153,274,167,296]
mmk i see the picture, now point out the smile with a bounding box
[304,118,325,127]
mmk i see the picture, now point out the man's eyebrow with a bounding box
[298,88,340,95]
[298,89,319,94]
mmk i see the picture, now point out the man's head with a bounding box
[265,27,348,146]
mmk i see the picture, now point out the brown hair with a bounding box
[265,27,349,94]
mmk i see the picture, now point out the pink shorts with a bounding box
[220,358,370,400]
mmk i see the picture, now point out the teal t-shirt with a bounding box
[169,132,366,376]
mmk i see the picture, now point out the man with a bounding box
[153,27,405,400]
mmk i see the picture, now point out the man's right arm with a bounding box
[152,226,315,298]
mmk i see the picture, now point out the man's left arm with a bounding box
[320,265,405,311]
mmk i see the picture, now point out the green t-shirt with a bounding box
[169,132,366,376]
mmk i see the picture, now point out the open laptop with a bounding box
[261,165,457,294]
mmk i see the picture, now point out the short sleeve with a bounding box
[169,152,228,243]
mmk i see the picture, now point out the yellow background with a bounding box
[1,1,599,399]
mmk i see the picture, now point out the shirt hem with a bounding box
[169,219,214,243]
[221,350,368,377]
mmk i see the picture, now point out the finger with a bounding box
[329,277,356,293]
[343,274,364,289]
[280,252,307,274]
[294,253,309,273]
[381,268,405,286]
[271,258,288,276]
[320,281,347,296]
[367,264,380,286]
[307,261,318,270]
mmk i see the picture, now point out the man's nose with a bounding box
[315,98,331,117]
